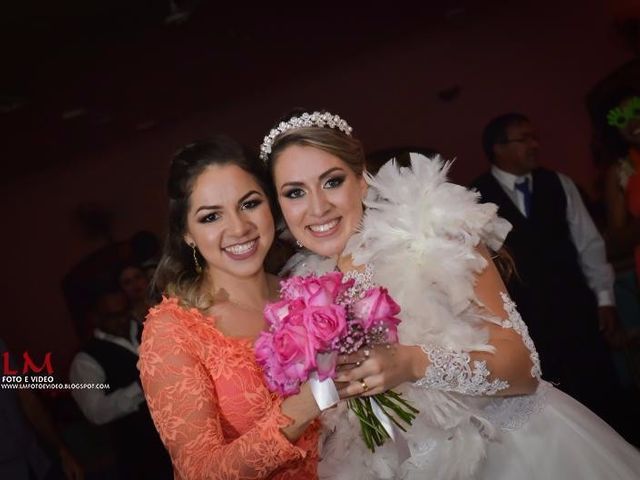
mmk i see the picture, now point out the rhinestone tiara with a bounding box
[259,111,353,161]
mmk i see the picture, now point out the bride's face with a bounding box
[273,144,367,258]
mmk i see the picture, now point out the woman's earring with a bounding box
[190,243,202,274]
[296,240,303,248]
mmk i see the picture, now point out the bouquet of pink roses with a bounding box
[254,271,418,451]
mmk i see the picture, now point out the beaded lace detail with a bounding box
[413,345,510,395]
[499,292,542,379]
[342,264,375,300]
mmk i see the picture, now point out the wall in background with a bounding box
[0,1,632,371]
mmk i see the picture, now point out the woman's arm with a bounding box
[139,312,319,480]
[336,245,539,397]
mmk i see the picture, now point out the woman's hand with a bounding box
[333,344,427,398]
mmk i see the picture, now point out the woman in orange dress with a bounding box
[138,136,321,479]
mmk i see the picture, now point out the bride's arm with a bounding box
[336,244,539,397]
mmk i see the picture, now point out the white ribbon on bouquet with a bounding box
[309,371,340,410]
[370,397,411,462]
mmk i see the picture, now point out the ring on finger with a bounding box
[360,379,369,392]
[363,349,371,358]
[355,360,362,367]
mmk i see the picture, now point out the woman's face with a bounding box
[184,164,275,281]
[273,144,366,258]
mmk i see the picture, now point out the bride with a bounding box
[258,110,640,479]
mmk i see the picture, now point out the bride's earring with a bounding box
[296,240,303,248]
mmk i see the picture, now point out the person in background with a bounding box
[471,112,635,438]
[601,89,640,386]
[1,338,83,480]
[130,231,161,281]
[116,263,158,328]
[603,89,640,271]
[69,286,171,479]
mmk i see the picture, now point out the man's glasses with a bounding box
[501,135,539,145]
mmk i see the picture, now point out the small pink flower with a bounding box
[352,287,401,330]
[380,317,400,344]
[303,305,347,350]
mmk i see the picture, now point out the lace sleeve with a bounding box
[498,292,541,379]
[139,313,306,480]
[413,345,510,395]
[412,292,542,395]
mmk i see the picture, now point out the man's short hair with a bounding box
[482,113,530,162]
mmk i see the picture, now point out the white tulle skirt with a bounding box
[318,383,640,480]
[478,385,640,479]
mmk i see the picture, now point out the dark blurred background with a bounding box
[0,0,638,388]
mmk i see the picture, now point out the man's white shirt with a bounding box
[491,165,614,306]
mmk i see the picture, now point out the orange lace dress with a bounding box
[138,297,320,480]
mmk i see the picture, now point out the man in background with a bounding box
[69,285,171,479]
[1,338,83,480]
[471,113,632,437]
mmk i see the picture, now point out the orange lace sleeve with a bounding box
[139,307,307,480]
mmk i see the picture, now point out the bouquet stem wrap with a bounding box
[349,392,417,454]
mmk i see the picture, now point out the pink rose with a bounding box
[281,273,354,307]
[264,298,306,329]
[272,323,316,382]
[254,333,301,396]
[352,287,401,331]
[264,299,290,329]
[254,331,274,364]
[310,272,354,305]
[303,305,347,350]
[279,276,312,302]
[316,351,339,381]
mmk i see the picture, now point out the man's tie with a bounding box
[515,177,532,217]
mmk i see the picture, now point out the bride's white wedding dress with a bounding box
[285,156,640,479]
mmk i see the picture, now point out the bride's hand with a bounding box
[333,344,427,398]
